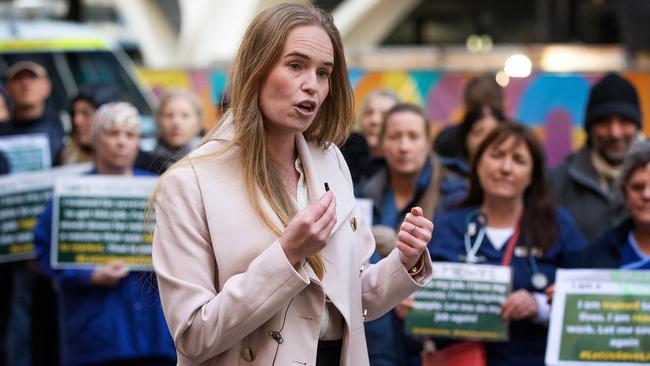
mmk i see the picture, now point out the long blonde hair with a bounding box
[153,4,353,279]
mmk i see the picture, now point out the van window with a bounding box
[0,51,151,116]
[64,51,151,115]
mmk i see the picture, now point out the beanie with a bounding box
[585,73,641,131]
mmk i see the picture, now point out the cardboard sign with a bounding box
[0,133,51,172]
[406,261,512,341]
[0,164,91,263]
[51,175,157,270]
[546,269,650,365]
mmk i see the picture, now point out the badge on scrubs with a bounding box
[531,272,548,290]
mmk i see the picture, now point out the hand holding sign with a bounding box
[501,289,538,321]
[91,260,129,287]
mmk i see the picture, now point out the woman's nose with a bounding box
[301,73,318,94]
[500,157,513,173]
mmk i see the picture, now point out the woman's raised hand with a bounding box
[280,192,337,265]
[397,207,433,269]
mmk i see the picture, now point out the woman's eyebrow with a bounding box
[284,51,334,67]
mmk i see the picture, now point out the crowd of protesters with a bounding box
[0,30,648,366]
[344,71,647,366]
[0,60,203,366]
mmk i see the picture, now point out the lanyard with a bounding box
[500,225,521,266]
[500,225,548,290]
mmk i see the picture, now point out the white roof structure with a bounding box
[112,0,423,68]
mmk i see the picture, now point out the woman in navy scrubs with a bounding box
[584,141,650,270]
[428,123,587,366]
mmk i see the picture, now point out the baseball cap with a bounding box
[4,61,48,80]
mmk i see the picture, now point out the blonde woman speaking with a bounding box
[152,4,434,366]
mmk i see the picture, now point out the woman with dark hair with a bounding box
[436,104,505,179]
[457,105,505,162]
[428,123,586,366]
[61,83,123,164]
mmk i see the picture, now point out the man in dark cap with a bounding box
[1,60,65,167]
[1,61,65,366]
[549,72,643,242]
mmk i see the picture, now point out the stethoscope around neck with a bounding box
[462,209,549,290]
[462,209,488,264]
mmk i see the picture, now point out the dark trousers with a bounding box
[316,339,342,366]
[0,264,12,366]
[31,272,59,366]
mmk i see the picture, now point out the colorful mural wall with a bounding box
[137,68,650,167]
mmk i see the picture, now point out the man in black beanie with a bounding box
[549,72,642,242]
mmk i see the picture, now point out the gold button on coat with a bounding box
[242,347,256,362]
[350,217,357,231]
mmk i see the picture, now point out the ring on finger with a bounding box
[409,224,417,234]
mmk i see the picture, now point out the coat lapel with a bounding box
[295,134,356,236]
[296,134,357,325]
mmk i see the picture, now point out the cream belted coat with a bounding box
[152,117,433,365]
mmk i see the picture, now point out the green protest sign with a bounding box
[51,176,157,270]
[546,269,650,365]
[0,133,51,172]
[0,164,90,263]
[406,262,512,341]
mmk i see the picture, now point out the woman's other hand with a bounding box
[90,260,129,287]
[397,207,433,270]
[501,289,538,321]
[280,191,337,265]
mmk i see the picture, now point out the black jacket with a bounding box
[548,147,628,242]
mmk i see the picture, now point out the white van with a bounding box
[0,19,157,143]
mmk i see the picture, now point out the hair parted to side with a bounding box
[150,4,353,279]
[462,122,558,252]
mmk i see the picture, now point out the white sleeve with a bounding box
[533,292,551,325]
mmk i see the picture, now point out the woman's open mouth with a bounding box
[294,100,317,115]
